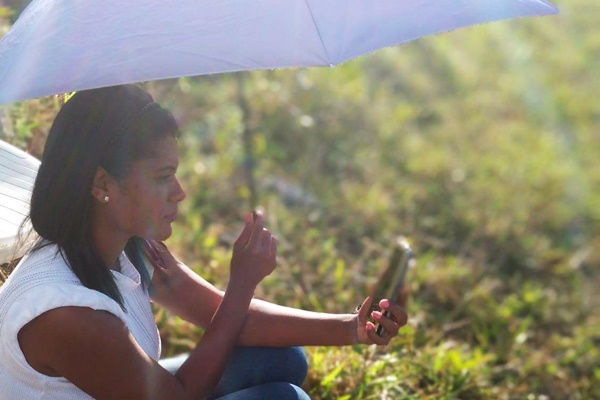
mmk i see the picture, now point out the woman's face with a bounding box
[108,135,186,241]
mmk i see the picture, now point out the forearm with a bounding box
[237,298,358,347]
[151,260,359,348]
[175,282,254,398]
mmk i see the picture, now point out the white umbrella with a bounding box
[0,0,558,104]
[0,140,39,264]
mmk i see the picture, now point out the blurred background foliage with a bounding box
[1,0,598,398]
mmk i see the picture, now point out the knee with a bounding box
[281,347,309,387]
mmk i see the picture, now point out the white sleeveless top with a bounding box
[0,244,160,399]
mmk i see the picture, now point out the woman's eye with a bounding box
[157,175,173,183]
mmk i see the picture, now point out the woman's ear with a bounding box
[91,166,111,203]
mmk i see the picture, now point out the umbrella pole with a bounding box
[237,73,258,210]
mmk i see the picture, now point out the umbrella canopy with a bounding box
[0,0,558,104]
[0,139,39,264]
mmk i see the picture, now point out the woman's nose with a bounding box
[171,177,186,202]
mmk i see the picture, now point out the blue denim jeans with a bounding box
[159,346,310,400]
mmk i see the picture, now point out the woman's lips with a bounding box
[164,212,177,222]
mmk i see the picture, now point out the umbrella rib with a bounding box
[303,0,333,65]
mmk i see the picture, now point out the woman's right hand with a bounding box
[229,211,277,289]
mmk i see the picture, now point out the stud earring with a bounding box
[103,195,110,203]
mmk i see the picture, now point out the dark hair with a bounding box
[29,84,179,308]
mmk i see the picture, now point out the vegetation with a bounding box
[1,0,598,398]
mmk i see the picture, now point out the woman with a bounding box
[0,84,408,399]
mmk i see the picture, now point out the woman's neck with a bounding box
[92,232,128,272]
[90,211,130,272]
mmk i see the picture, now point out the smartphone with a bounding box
[370,236,413,337]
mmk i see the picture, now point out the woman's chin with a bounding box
[157,227,173,241]
[142,226,172,242]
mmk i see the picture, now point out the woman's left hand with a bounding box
[355,292,408,345]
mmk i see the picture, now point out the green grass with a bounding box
[156,226,599,399]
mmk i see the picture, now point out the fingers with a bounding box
[372,311,400,337]
[247,211,266,250]
[139,240,181,282]
[356,296,390,345]
[153,240,169,253]
[358,296,373,324]
[269,234,277,259]
[230,211,278,286]
[233,213,255,250]
[379,299,409,328]
[360,298,409,345]
[260,227,271,249]
[365,321,390,345]
[367,314,401,345]
[141,239,166,269]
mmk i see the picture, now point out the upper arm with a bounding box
[18,307,191,400]
[150,259,223,328]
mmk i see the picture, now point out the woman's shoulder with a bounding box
[2,243,79,289]
[0,243,124,330]
[0,245,129,399]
